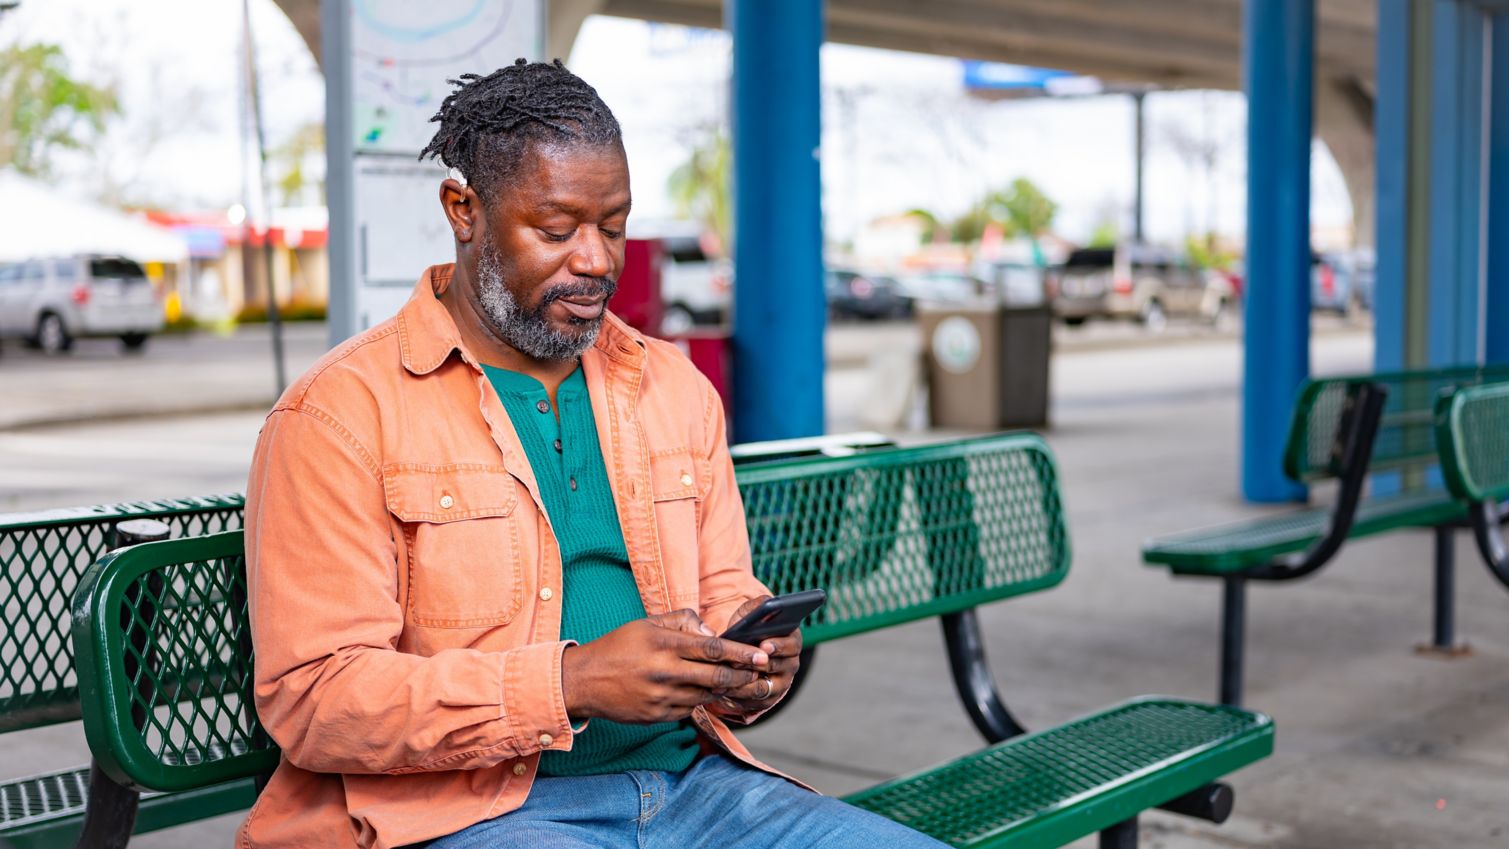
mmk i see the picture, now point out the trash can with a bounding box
[919,283,1051,429]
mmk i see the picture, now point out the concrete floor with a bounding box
[4,322,1507,848]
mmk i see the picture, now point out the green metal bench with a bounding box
[1436,382,1509,587]
[1143,364,1509,706]
[0,496,245,849]
[73,434,1272,849]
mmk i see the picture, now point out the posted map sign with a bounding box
[326,0,543,342]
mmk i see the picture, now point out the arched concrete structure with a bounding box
[273,0,1378,243]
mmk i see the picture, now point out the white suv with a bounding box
[0,255,164,353]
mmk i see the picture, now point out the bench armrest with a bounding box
[71,531,279,793]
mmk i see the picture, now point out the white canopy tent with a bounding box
[0,170,189,263]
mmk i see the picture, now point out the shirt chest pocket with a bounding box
[384,465,524,628]
[649,450,703,603]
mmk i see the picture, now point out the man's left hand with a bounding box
[707,595,803,717]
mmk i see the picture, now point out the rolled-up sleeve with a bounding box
[246,406,575,775]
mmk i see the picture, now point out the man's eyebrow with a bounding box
[531,199,632,217]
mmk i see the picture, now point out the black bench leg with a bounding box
[1417,526,1471,656]
[1433,526,1456,651]
[73,760,138,849]
[1220,576,1246,707]
[1099,817,1138,849]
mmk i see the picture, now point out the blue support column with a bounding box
[1374,0,1410,375]
[1242,0,1314,503]
[1428,1,1486,368]
[727,0,826,442]
[1488,14,1509,365]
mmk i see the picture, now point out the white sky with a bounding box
[1,2,1354,247]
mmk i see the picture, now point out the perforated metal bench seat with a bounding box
[843,699,1274,849]
[0,767,254,849]
[1142,490,1464,575]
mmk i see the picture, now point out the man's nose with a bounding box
[568,228,614,279]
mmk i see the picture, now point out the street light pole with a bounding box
[242,0,288,395]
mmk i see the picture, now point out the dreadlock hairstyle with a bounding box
[419,58,623,202]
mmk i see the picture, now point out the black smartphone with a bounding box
[719,589,827,645]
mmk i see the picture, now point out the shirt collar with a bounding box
[397,262,649,376]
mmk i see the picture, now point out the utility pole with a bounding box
[242,0,288,394]
[1132,91,1146,243]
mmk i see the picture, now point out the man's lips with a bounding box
[555,296,607,320]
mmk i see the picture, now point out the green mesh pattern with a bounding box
[0,495,245,734]
[1285,365,1509,483]
[1438,383,1509,503]
[844,699,1273,848]
[98,548,274,789]
[0,766,90,831]
[736,434,1068,645]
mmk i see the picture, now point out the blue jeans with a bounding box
[425,754,949,849]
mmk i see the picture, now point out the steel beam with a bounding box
[1241,0,1313,503]
[727,0,825,442]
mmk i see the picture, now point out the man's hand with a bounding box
[707,595,803,719]
[560,610,769,725]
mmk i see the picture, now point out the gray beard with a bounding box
[475,234,610,362]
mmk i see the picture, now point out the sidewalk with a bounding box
[0,314,1372,431]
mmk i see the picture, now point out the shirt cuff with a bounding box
[501,639,578,754]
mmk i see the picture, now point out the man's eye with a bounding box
[541,230,572,242]
[601,229,623,240]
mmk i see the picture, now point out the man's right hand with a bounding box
[560,610,769,724]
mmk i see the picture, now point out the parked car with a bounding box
[974,259,1049,307]
[1311,250,1374,314]
[627,222,730,334]
[1049,243,1223,331]
[825,269,911,320]
[895,271,986,307]
[0,255,163,353]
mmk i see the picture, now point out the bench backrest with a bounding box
[71,433,1070,790]
[0,495,244,734]
[735,432,1070,645]
[1283,364,1509,484]
[1436,382,1509,504]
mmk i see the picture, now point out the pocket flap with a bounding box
[383,464,517,522]
[649,450,699,501]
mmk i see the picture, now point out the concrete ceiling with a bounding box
[275,0,1376,95]
[594,0,1376,95]
[272,0,1379,239]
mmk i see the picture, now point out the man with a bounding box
[242,60,945,849]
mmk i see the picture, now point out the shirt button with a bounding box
[539,587,554,601]
[554,438,563,453]
[512,762,528,776]
[538,733,554,747]
[439,494,454,509]
[569,477,578,491]
[680,473,693,487]
[536,400,550,414]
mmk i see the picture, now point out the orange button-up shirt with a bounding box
[240,265,784,849]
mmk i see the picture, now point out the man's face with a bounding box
[471,143,631,361]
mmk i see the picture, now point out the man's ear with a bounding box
[440,178,478,243]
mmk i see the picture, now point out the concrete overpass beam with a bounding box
[549,0,606,61]
[1315,75,1376,248]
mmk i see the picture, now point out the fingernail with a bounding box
[699,623,714,636]
[752,651,768,666]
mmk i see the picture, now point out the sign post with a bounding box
[323,0,543,345]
